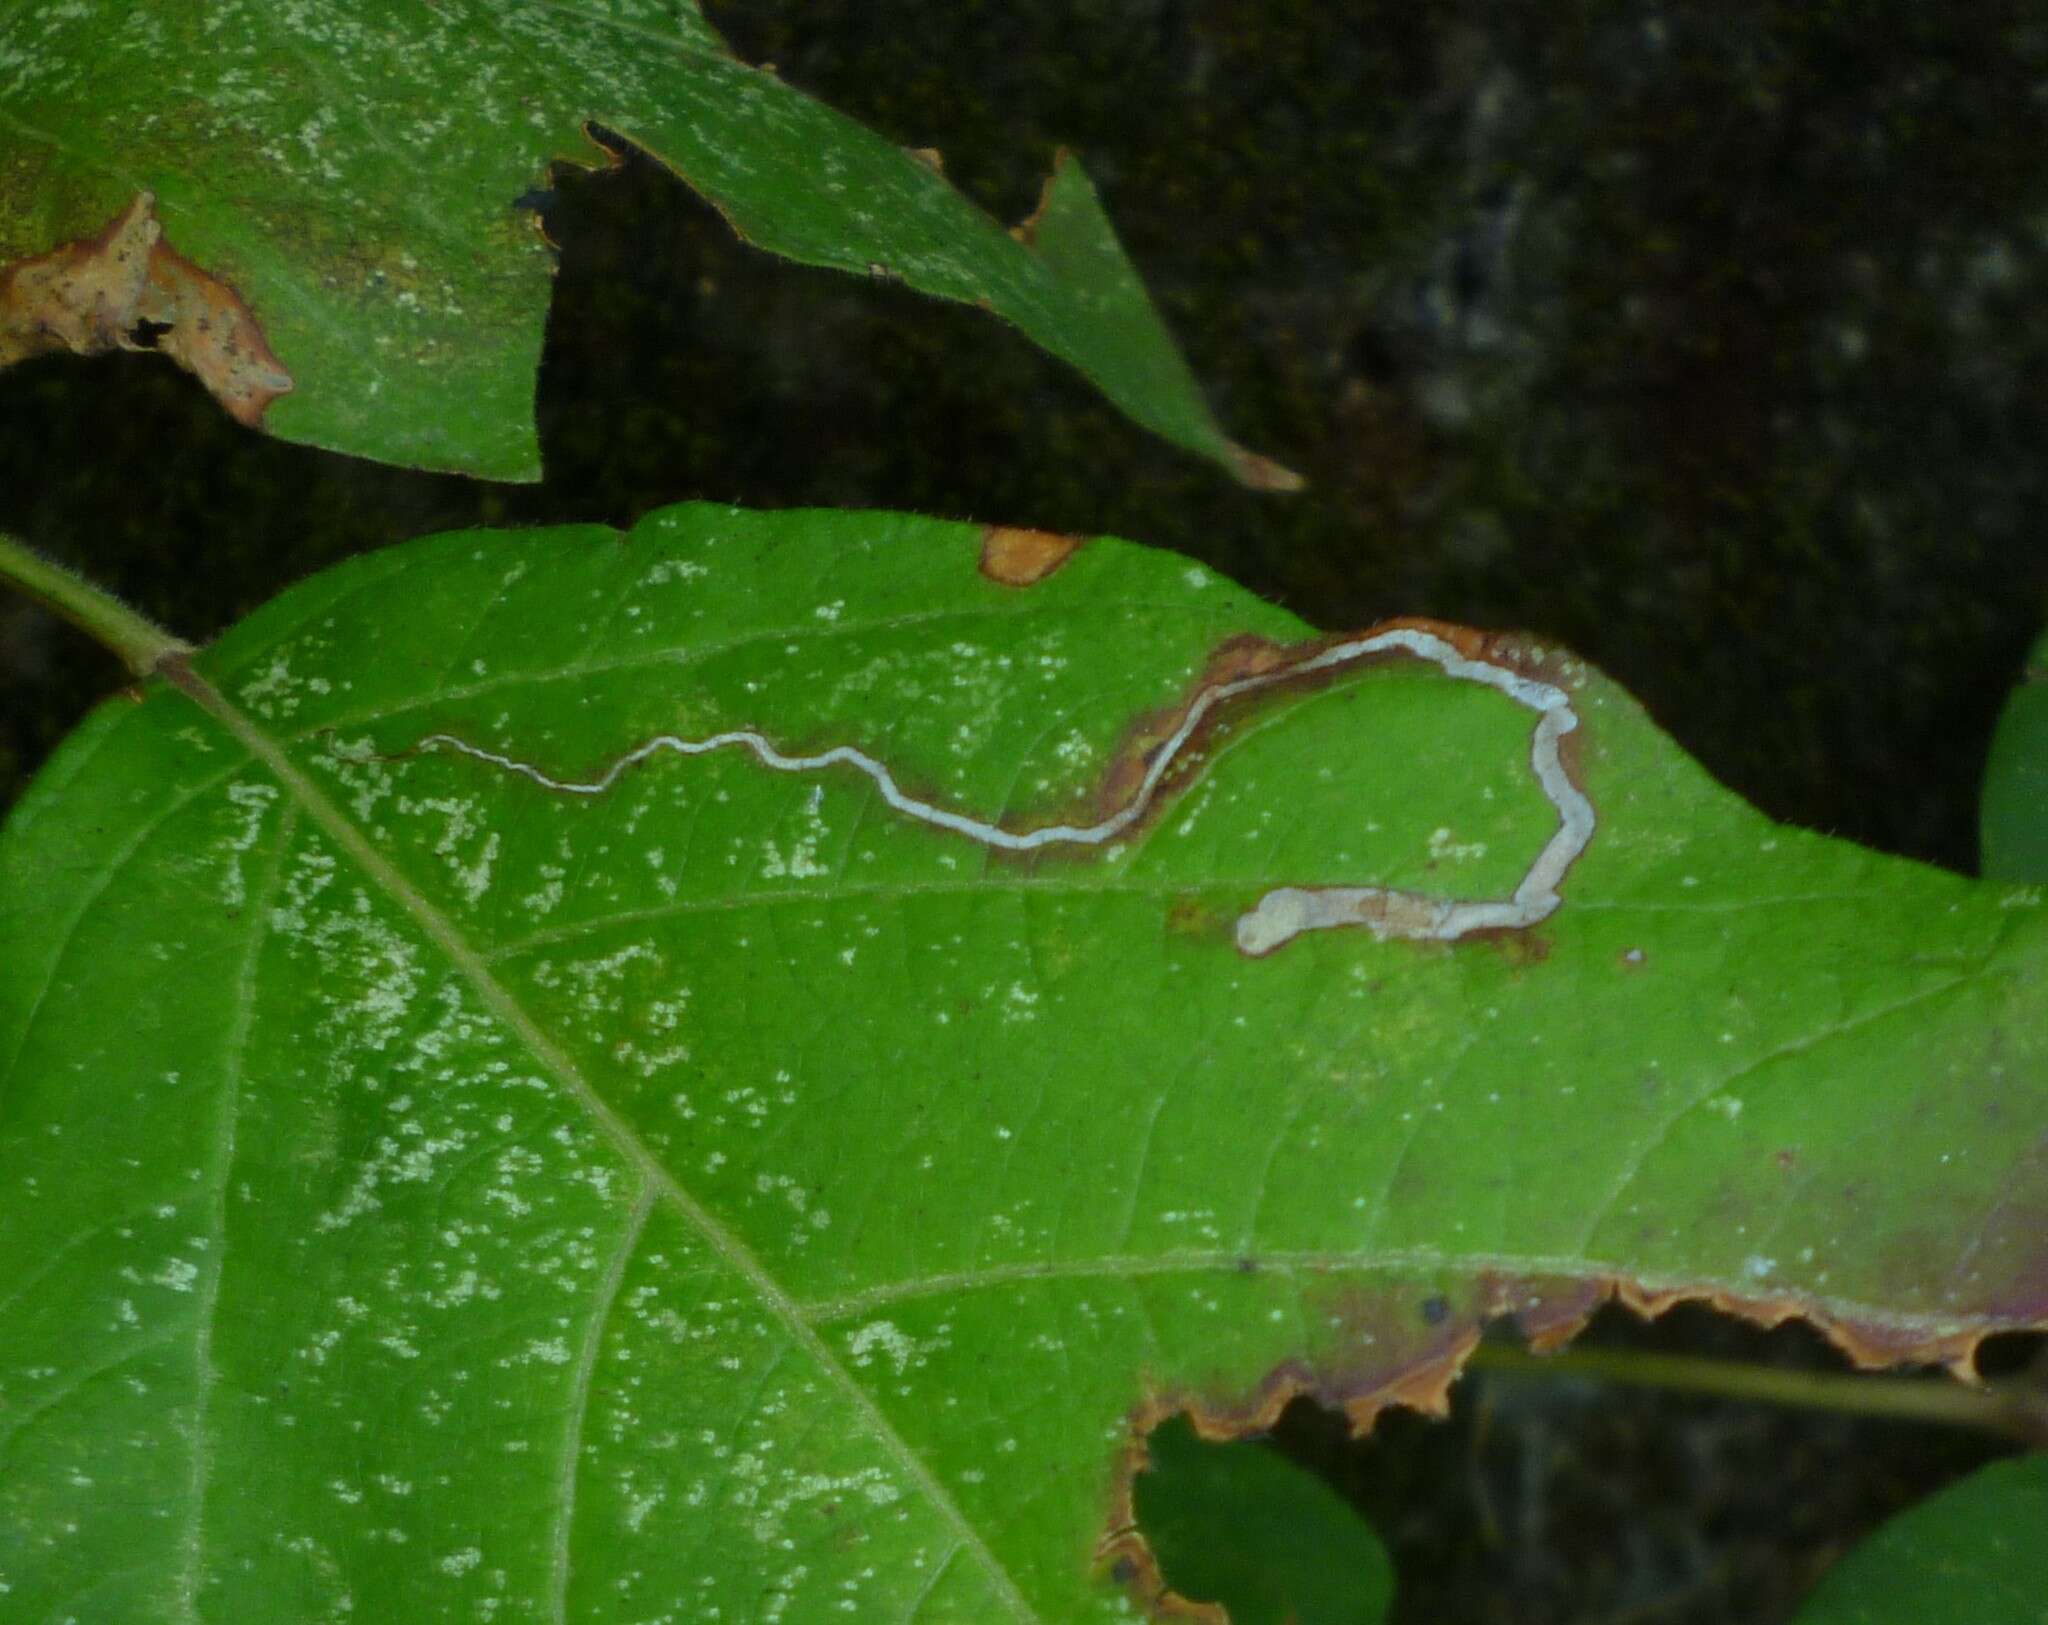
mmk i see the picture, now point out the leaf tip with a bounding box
[1222,439,1306,493]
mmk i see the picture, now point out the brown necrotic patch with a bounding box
[0,192,292,426]
[977,523,1086,587]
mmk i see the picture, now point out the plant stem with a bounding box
[1468,1340,2048,1442]
[0,529,192,678]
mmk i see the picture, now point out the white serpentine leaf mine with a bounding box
[410,626,1594,956]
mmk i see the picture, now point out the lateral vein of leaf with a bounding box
[902,1537,968,1621]
[479,881,1913,962]
[1574,971,1983,1256]
[253,598,1075,733]
[794,1247,2013,1333]
[181,802,296,1623]
[0,103,164,215]
[0,1326,182,1458]
[0,745,250,1087]
[162,662,1039,1623]
[550,1185,655,1624]
[1355,1032,1483,1250]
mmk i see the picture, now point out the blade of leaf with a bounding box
[1788,1454,2048,1625]
[1982,626,2048,884]
[1131,1416,1394,1624]
[0,2,1284,485]
[2,505,2044,1617]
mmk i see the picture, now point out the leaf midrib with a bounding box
[161,659,1041,1623]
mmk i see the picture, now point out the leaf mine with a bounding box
[0,192,292,426]
[404,615,1595,955]
[6,506,2042,1620]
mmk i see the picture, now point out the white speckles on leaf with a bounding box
[216,780,279,907]
[237,653,329,719]
[1426,826,1487,863]
[399,792,499,904]
[642,559,708,586]
[843,1318,947,1378]
[150,1256,199,1293]
[760,784,833,880]
[313,736,399,825]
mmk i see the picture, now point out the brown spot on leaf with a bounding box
[978,524,1085,587]
[0,192,292,426]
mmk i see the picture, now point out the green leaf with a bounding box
[1983,627,2048,884]
[0,3,1283,485]
[1790,1454,2048,1625]
[3,504,2044,1618]
[1131,1418,1394,1624]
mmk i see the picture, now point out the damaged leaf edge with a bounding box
[1099,1274,2047,1622]
[0,191,293,427]
[568,121,1299,491]
[1012,147,1305,494]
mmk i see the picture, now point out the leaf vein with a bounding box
[163,660,1040,1622]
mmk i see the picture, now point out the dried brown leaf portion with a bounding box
[0,192,291,426]
[1222,441,1307,493]
[1101,1270,2044,1618]
[978,523,1086,586]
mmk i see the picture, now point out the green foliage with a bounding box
[1135,1419,1394,1624]
[2,4,2044,1619]
[1983,628,2048,884]
[1789,1454,2048,1625]
[2,506,2043,1615]
[0,1,1278,483]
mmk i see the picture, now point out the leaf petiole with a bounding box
[1470,1338,2048,1442]
[0,529,193,679]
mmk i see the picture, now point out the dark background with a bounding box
[3,3,2043,1619]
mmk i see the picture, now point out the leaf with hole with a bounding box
[0,2,1284,485]
[1131,1417,1393,1624]
[2,505,2044,1617]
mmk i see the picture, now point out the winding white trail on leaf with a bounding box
[417,627,1595,952]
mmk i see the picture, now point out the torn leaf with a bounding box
[4,4,1281,482]
[0,192,291,426]
[2,505,2041,1617]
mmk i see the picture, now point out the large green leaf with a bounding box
[3,505,2044,1618]
[1790,1454,2048,1625]
[1983,627,2048,884]
[0,3,1284,485]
